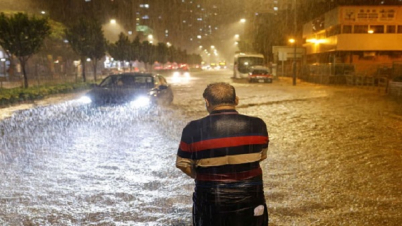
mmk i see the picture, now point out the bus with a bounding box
[233,53,265,79]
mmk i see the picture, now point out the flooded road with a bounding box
[1,70,402,225]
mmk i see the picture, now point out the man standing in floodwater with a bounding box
[176,82,269,226]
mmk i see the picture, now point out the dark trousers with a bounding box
[192,183,269,226]
[192,202,268,226]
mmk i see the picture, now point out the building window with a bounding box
[327,25,340,37]
[397,25,402,33]
[386,25,396,33]
[354,25,368,33]
[370,25,384,33]
[343,25,352,34]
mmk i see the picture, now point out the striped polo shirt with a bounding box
[176,109,269,184]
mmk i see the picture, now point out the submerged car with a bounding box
[248,66,273,83]
[82,73,174,106]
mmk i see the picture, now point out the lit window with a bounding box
[183,20,186,23]
[398,25,402,33]
[354,25,368,33]
[387,25,396,33]
[273,7,278,11]
[370,25,384,33]
[165,30,169,33]
[142,15,149,19]
[343,25,352,33]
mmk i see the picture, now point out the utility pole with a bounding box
[292,0,297,86]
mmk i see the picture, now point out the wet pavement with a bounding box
[1,70,402,225]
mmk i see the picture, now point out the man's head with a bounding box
[203,82,238,112]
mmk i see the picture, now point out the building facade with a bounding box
[302,5,402,75]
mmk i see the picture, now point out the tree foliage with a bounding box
[65,18,106,82]
[107,33,201,70]
[0,12,51,88]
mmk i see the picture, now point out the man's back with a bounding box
[179,109,268,183]
[176,82,269,226]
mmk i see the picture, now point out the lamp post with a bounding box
[289,38,297,86]
[292,0,297,86]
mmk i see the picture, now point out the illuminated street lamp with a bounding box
[240,18,246,23]
[288,38,297,86]
[110,19,116,24]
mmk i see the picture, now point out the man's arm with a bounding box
[176,156,196,178]
[261,147,268,161]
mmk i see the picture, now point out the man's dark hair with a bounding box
[203,82,236,106]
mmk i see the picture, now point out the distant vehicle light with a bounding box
[184,72,190,77]
[173,72,180,77]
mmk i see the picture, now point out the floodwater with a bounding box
[1,70,402,225]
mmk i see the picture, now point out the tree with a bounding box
[0,12,51,88]
[155,42,168,65]
[139,40,156,71]
[65,18,106,82]
[87,29,106,82]
[36,19,78,78]
[108,32,131,71]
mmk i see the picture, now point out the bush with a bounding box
[0,82,91,108]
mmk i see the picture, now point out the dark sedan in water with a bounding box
[81,73,174,107]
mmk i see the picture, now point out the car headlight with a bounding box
[173,72,180,77]
[130,96,150,108]
[78,95,92,104]
[184,72,190,77]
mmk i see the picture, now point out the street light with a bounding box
[289,38,297,86]
[110,19,116,24]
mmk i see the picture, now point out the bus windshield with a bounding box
[238,57,264,73]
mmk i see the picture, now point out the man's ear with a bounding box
[235,96,239,106]
[205,99,210,107]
